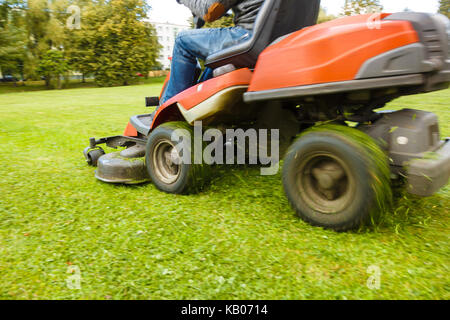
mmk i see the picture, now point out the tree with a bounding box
[76,0,160,86]
[0,0,26,81]
[65,1,95,83]
[0,0,26,29]
[189,13,234,29]
[439,0,450,18]
[0,25,25,81]
[37,49,69,88]
[65,29,91,82]
[205,14,234,28]
[23,0,69,83]
[318,7,336,24]
[342,0,383,16]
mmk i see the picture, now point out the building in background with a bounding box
[151,21,191,69]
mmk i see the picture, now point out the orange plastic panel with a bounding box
[248,14,420,92]
[159,71,171,99]
[151,68,253,129]
[177,68,253,110]
[123,121,138,137]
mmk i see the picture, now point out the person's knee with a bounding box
[172,31,199,62]
[175,30,194,47]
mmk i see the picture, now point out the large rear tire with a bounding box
[283,125,392,231]
[146,122,210,194]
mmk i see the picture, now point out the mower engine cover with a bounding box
[245,12,450,103]
[360,109,450,197]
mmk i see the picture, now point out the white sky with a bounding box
[148,0,440,25]
[321,0,440,16]
[148,0,192,25]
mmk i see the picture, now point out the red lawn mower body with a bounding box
[120,12,449,135]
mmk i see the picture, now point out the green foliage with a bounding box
[189,14,235,29]
[70,0,160,86]
[204,14,235,28]
[23,0,69,80]
[0,0,160,85]
[37,49,69,88]
[0,0,25,28]
[0,24,25,68]
[37,49,69,76]
[439,0,450,18]
[317,7,336,24]
[0,0,26,78]
[342,0,383,16]
[0,83,448,299]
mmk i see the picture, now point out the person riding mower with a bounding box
[158,0,264,108]
[84,0,450,231]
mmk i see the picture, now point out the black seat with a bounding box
[205,0,321,70]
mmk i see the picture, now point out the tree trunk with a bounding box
[64,72,69,88]
[45,76,51,89]
[82,73,85,83]
[57,75,62,90]
[20,67,25,84]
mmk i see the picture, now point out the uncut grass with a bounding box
[0,84,448,299]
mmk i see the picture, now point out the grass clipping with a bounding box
[305,124,393,226]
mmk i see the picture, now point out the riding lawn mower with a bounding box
[83,0,450,231]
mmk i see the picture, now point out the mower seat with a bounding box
[205,0,321,70]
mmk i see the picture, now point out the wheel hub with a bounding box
[311,161,345,200]
[297,153,355,214]
[153,140,181,184]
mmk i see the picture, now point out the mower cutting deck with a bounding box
[84,0,450,231]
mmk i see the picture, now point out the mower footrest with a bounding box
[130,114,153,135]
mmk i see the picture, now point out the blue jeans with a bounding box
[160,27,252,105]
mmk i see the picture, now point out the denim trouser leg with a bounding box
[160,27,252,105]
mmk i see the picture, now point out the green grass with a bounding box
[0,83,448,300]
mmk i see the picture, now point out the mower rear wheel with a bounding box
[283,125,391,231]
[146,122,210,194]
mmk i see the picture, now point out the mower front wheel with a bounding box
[146,122,210,194]
[282,125,392,231]
[83,147,105,167]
